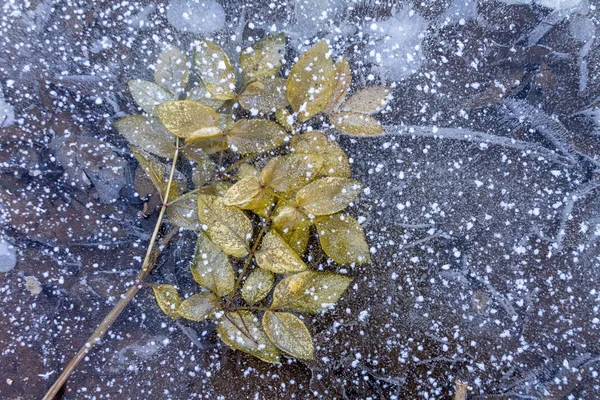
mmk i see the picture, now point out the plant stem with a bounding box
[42,138,181,400]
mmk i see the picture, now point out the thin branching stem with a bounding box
[42,138,181,400]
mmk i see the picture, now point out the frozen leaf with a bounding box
[275,107,294,132]
[290,131,351,178]
[341,86,389,114]
[194,40,236,100]
[323,58,351,115]
[191,233,235,297]
[178,292,221,322]
[272,205,310,255]
[239,78,288,114]
[152,284,181,319]
[262,311,314,360]
[183,135,228,155]
[237,163,259,180]
[187,83,225,109]
[295,177,361,215]
[222,176,262,208]
[227,119,287,154]
[286,40,335,121]
[315,214,370,265]
[197,194,252,258]
[212,181,233,197]
[261,153,323,194]
[131,147,180,200]
[271,271,352,314]
[329,112,383,136]
[128,79,175,115]
[167,191,202,231]
[155,45,190,94]
[217,311,280,363]
[189,152,217,188]
[239,32,286,83]
[115,115,175,158]
[255,230,309,274]
[241,269,274,305]
[156,100,221,140]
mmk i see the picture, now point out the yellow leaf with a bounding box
[315,213,370,265]
[131,147,180,200]
[237,163,260,180]
[330,112,383,136]
[222,176,262,208]
[261,153,323,194]
[217,311,280,363]
[286,40,335,121]
[241,269,274,305]
[152,284,181,319]
[239,32,286,83]
[191,233,235,297]
[262,311,314,360]
[128,79,175,115]
[275,107,294,132]
[272,204,310,255]
[194,40,236,100]
[227,119,287,154]
[156,100,221,139]
[166,191,202,231]
[323,58,351,115]
[290,131,351,178]
[115,115,175,158]
[178,292,221,322]
[270,271,352,314]
[255,231,309,274]
[154,45,189,94]
[341,86,390,114]
[295,177,361,216]
[197,194,252,258]
[182,135,228,155]
[239,78,288,114]
[187,83,225,110]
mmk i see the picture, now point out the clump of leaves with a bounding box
[45,35,390,398]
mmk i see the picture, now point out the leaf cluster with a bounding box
[117,34,388,363]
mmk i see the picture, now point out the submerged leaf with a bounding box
[315,214,370,265]
[286,40,335,121]
[237,163,260,180]
[128,79,175,115]
[255,230,309,274]
[178,292,221,322]
[152,284,181,319]
[241,269,274,305]
[115,115,175,158]
[187,83,225,109]
[131,147,178,200]
[197,194,252,258]
[194,40,236,100]
[191,233,235,297]
[227,119,287,154]
[183,135,229,155]
[290,131,351,178]
[189,152,217,188]
[217,311,280,363]
[272,204,310,255]
[275,107,294,132]
[262,311,314,360]
[271,271,352,314]
[329,112,383,136]
[295,177,361,215]
[167,191,202,231]
[239,78,288,114]
[240,33,286,83]
[155,45,190,94]
[341,86,389,114]
[156,100,221,139]
[261,153,323,194]
[323,58,352,115]
[223,176,262,208]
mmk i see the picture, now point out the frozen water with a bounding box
[0,84,15,127]
[166,0,226,35]
[0,237,17,273]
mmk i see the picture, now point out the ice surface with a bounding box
[0,237,17,273]
[0,84,15,127]
[166,0,226,35]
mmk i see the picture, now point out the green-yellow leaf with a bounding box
[223,176,262,208]
[241,269,274,305]
[227,119,287,154]
[261,153,323,194]
[167,191,202,231]
[272,204,310,255]
[290,131,351,178]
[182,135,228,155]
[156,100,221,139]
[295,177,361,215]
[189,153,217,188]
[275,107,294,132]
[187,83,225,110]
[239,78,288,114]
[128,79,175,115]
[286,40,335,121]
[131,147,179,200]
[191,233,235,297]
[255,230,309,274]
[341,86,389,114]
[262,311,314,360]
[315,213,370,265]
[217,311,280,363]
[194,40,236,100]
[237,163,260,180]
[155,45,189,94]
[115,115,175,158]
[178,292,221,322]
[329,112,383,136]
[323,58,351,115]
[197,194,252,258]
[240,32,286,83]
[270,271,352,314]
[152,284,181,319]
